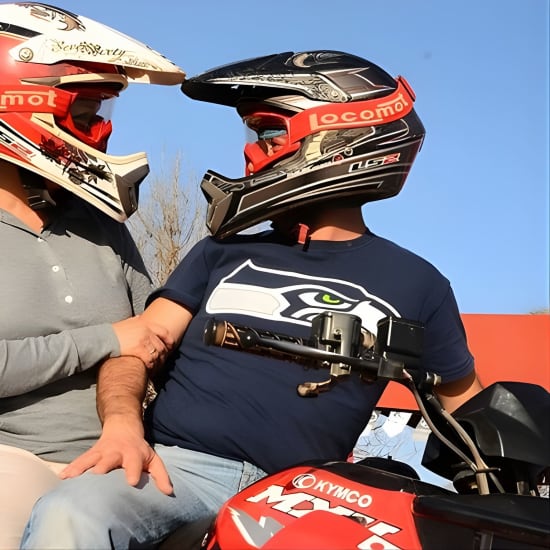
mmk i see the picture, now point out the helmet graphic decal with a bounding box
[16,3,85,32]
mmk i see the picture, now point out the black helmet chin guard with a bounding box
[182,50,426,238]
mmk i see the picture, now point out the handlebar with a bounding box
[202,311,500,495]
[203,311,439,396]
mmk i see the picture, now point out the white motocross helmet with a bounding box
[0,2,185,220]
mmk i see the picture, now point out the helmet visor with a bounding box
[55,84,121,152]
[243,112,300,175]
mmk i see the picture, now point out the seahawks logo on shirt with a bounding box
[206,259,400,334]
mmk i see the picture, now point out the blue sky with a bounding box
[63,0,549,314]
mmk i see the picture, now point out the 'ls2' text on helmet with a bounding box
[182,50,425,238]
[0,2,185,221]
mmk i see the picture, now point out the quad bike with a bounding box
[161,312,550,550]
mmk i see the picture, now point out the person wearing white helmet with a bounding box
[0,2,184,546]
[22,50,482,549]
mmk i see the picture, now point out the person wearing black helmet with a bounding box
[183,50,426,240]
[22,50,482,549]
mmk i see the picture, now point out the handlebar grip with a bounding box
[203,318,307,355]
[203,318,260,350]
[202,315,439,401]
[203,318,228,347]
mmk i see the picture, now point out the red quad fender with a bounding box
[206,464,422,550]
[260,511,398,550]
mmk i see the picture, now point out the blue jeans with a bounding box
[20,445,266,549]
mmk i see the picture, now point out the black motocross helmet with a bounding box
[182,50,426,239]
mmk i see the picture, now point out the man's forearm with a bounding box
[97,356,148,425]
[59,355,169,490]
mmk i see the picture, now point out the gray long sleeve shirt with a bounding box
[0,198,152,462]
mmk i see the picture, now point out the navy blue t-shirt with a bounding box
[144,230,473,473]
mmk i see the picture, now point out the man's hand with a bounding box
[67,354,174,494]
[112,315,175,369]
[68,300,195,496]
[60,415,173,496]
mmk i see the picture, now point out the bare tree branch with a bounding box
[129,153,209,287]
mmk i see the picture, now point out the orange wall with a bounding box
[377,314,550,410]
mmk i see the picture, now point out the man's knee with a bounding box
[22,489,90,548]
[22,473,127,546]
[28,474,126,530]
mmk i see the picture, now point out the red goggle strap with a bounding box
[0,86,74,116]
[287,76,416,141]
